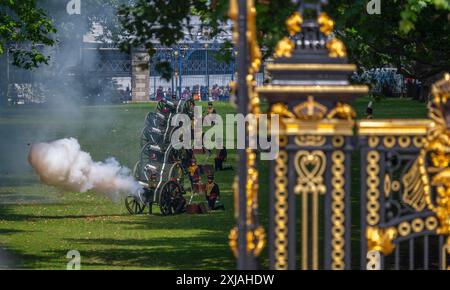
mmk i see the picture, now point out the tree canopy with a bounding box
[119,0,450,83]
[328,0,450,83]
[0,0,56,69]
[2,0,450,83]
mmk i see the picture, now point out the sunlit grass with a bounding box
[0,97,427,269]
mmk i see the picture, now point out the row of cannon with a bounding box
[125,98,197,215]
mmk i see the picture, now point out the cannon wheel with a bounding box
[144,112,154,127]
[125,195,146,215]
[145,112,166,129]
[140,127,150,147]
[140,126,161,147]
[133,160,147,182]
[159,181,184,216]
[145,112,159,127]
[140,142,162,165]
[169,162,191,193]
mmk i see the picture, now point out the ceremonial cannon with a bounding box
[126,97,196,216]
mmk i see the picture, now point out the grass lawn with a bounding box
[0,97,428,269]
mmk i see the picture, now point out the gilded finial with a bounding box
[327,38,347,58]
[318,12,334,36]
[286,12,303,36]
[274,37,295,58]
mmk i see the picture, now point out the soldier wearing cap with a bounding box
[206,102,216,115]
[188,159,201,184]
[215,148,228,171]
[205,174,223,210]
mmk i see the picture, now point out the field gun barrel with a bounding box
[149,145,163,152]
[150,127,163,135]
[165,100,176,108]
[156,112,166,120]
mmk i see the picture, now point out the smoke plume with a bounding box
[28,138,141,201]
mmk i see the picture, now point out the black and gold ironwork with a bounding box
[358,75,450,269]
[359,121,448,269]
[228,0,265,269]
[231,0,450,270]
[258,1,367,270]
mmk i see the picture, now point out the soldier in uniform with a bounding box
[206,101,216,115]
[205,175,224,210]
[366,101,374,119]
[188,159,201,192]
[215,148,228,171]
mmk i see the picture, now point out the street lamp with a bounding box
[205,42,210,100]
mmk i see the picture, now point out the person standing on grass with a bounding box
[205,175,223,210]
[366,101,374,119]
[215,148,227,171]
[206,101,216,115]
[188,159,201,192]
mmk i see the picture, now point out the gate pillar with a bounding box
[131,48,150,102]
[257,2,368,270]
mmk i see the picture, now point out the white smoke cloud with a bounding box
[28,138,141,201]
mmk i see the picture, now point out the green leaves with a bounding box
[400,0,450,33]
[0,0,56,69]
[328,0,450,82]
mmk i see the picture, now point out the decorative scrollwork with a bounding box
[402,159,428,211]
[294,151,327,195]
[327,102,356,120]
[271,103,296,119]
[295,135,326,147]
[403,74,450,237]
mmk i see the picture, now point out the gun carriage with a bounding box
[126,98,200,215]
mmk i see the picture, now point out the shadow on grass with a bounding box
[0,202,236,269]
[59,234,234,269]
[70,212,236,269]
[0,210,130,222]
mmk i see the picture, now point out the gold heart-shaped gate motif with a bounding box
[294,150,327,195]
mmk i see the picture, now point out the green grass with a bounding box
[0,97,428,269]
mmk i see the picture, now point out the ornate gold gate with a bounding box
[359,76,450,270]
[229,0,450,270]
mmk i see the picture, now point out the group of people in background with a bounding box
[154,84,231,102]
